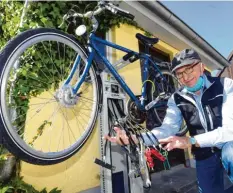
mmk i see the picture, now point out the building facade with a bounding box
[19,1,231,193]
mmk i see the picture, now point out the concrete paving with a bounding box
[147,164,233,193]
[80,164,233,193]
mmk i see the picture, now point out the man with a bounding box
[105,48,233,193]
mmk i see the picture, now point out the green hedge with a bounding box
[0,1,143,49]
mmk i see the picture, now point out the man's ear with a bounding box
[201,62,205,73]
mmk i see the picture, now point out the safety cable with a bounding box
[141,79,155,94]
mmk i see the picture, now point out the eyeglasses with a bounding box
[175,62,200,79]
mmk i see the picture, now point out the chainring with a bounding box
[126,96,146,124]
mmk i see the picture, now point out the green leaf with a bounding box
[40,17,47,24]
[49,188,62,193]
[0,186,14,193]
[40,188,47,193]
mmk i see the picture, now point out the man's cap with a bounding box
[171,48,201,72]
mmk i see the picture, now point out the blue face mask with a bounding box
[185,76,204,92]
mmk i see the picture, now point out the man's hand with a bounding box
[104,127,138,145]
[159,136,192,151]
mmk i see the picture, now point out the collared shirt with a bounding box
[143,75,233,149]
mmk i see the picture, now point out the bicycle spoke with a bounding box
[78,100,94,111]
[10,99,57,123]
[48,104,61,152]
[15,98,55,129]
[70,107,84,137]
[77,109,90,126]
[79,95,97,103]
[80,83,92,94]
[57,41,62,75]
[72,107,87,133]
[62,43,66,80]
[21,52,53,84]
[64,108,72,150]
[72,106,86,127]
[10,95,55,100]
[36,104,61,151]
[57,109,65,152]
[13,101,56,108]
[42,41,63,81]
[57,103,77,149]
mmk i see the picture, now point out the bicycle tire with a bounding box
[147,69,188,136]
[0,28,100,165]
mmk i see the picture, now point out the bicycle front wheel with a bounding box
[0,28,100,165]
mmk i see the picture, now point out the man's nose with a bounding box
[182,73,189,81]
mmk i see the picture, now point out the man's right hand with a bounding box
[104,127,138,145]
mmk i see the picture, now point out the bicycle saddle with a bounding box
[136,33,159,46]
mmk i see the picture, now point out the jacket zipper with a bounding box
[205,105,215,153]
[205,106,214,131]
[200,82,215,132]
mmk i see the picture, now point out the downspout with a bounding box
[138,1,230,68]
[227,51,233,62]
[227,51,233,77]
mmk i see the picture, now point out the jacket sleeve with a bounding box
[142,94,183,146]
[195,77,233,148]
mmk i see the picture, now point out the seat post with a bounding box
[145,44,150,54]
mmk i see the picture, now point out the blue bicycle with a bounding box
[0,1,185,165]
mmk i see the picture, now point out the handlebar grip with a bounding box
[117,10,134,20]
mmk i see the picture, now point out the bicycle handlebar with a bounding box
[65,1,134,20]
[105,2,135,20]
[115,9,135,20]
[73,6,104,18]
[59,1,134,31]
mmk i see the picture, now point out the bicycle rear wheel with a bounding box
[0,28,100,165]
[147,69,188,136]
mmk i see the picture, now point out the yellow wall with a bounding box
[20,82,100,192]
[21,23,188,193]
[21,125,100,192]
[20,95,100,193]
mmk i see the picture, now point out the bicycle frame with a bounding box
[65,32,164,111]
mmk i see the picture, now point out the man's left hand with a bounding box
[159,136,192,151]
